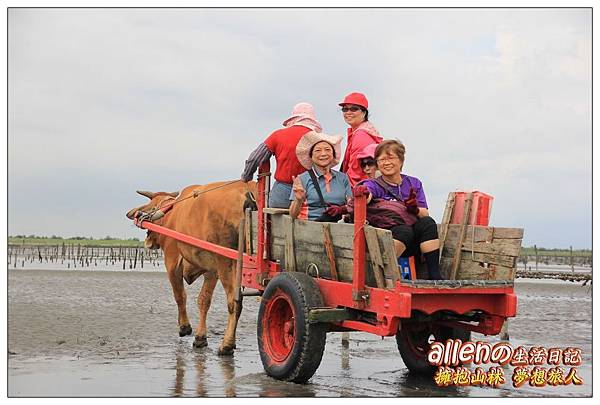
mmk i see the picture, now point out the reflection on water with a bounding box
[171,347,186,397]
[219,357,236,397]
[9,270,592,397]
[257,378,317,398]
[193,351,208,397]
[395,369,465,397]
[171,345,237,397]
[340,338,350,372]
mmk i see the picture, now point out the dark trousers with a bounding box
[390,216,439,257]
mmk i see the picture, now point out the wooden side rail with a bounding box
[249,212,523,285]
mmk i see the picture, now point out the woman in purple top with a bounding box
[360,140,443,280]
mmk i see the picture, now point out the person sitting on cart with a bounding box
[329,140,443,280]
[357,143,379,179]
[289,131,352,222]
[241,102,322,208]
[361,140,443,280]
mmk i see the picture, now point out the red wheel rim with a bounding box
[262,289,296,363]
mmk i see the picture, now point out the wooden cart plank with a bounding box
[461,240,522,258]
[450,192,473,279]
[441,257,514,280]
[438,192,456,259]
[321,223,339,281]
[443,225,524,245]
[283,215,296,272]
[443,246,517,268]
[244,208,252,255]
[378,228,401,283]
[364,226,386,288]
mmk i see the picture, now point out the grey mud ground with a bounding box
[8,268,592,397]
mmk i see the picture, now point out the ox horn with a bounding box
[149,210,165,221]
[167,191,179,197]
[137,190,156,199]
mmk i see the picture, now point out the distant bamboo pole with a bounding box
[341,332,350,348]
[500,320,510,340]
[570,246,574,274]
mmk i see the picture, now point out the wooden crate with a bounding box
[436,191,523,281]
[438,224,523,280]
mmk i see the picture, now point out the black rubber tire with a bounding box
[396,321,471,375]
[257,272,327,383]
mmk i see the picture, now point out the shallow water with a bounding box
[8,269,592,397]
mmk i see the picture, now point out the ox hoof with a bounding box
[193,336,208,348]
[179,325,193,337]
[218,345,235,356]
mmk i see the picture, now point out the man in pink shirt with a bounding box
[338,92,383,186]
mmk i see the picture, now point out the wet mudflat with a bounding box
[8,269,592,397]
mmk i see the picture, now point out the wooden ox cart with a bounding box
[133,162,523,383]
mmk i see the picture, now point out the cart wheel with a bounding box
[396,321,471,374]
[257,272,326,383]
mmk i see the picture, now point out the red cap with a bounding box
[339,92,368,109]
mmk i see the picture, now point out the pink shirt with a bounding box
[340,122,383,186]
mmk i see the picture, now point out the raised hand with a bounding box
[292,176,306,201]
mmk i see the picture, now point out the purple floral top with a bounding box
[362,174,428,208]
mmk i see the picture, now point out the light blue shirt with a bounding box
[290,166,352,220]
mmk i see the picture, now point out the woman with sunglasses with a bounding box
[356,143,379,179]
[338,92,383,186]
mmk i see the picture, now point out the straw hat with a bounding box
[295,131,343,170]
[282,102,318,127]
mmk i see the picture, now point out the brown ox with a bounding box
[125,181,257,355]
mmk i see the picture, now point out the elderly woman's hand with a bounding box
[292,176,306,202]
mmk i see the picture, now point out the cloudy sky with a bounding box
[7,8,591,248]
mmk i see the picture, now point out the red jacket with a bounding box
[340,121,383,186]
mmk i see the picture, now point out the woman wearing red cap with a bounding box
[338,92,383,186]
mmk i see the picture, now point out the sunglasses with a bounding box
[360,158,377,167]
[341,106,362,113]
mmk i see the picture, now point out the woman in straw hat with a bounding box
[289,131,352,221]
[241,102,322,208]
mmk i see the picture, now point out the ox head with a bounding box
[126,190,179,249]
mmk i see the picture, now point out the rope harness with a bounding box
[134,174,269,227]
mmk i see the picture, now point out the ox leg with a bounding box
[193,271,218,349]
[167,258,192,337]
[217,263,241,356]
